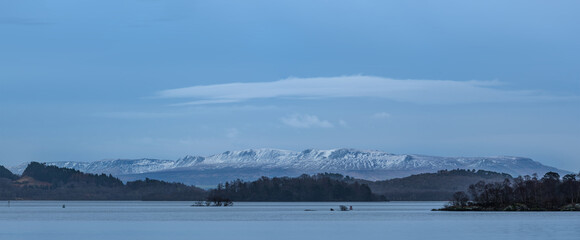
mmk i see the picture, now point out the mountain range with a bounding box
[9,148,569,186]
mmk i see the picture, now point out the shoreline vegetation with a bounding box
[437,172,580,211]
[2,162,579,211]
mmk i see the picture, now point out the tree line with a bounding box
[22,162,124,188]
[447,172,580,211]
[0,162,206,201]
[208,173,386,202]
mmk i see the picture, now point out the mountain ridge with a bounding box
[9,148,569,186]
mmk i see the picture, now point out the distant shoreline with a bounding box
[434,204,580,212]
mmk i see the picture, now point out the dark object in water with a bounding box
[191,200,233,207]
[330,208,334,211]
[62,204,65,208]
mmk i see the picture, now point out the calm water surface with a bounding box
[0,201,578,240]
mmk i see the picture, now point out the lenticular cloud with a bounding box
[157,75,571,105]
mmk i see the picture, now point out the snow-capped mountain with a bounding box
[10,148,569,186]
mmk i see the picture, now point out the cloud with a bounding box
[281,114,334,128]
[156,75,576,105]
[225,128,240,139]
[93,111,186,119]
[170,99,241,106]
[373,112,391,119]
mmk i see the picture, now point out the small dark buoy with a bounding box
[330,208,334,211]
[62,204,65,208]
[349,206,353,210]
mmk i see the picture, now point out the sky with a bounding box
[1,0,579,171]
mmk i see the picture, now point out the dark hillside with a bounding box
[209,173,385,202]
[125,178,206,201]
[0,162,206,201]
[22,162,123,188]
[0,165,18,180]
[366,169,512,200]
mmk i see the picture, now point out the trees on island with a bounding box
[447,172,580,211]
[207,173,385,202]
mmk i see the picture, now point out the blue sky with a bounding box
[1,0,579,171]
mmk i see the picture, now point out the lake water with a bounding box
[0,201,578,240]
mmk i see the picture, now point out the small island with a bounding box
[437,172,580,211]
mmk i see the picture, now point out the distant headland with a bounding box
[437,171,580,211]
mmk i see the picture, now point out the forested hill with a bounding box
[0,163,383,201]
[365,169,513,201]
[22,162,124,188]
[1,163,523,201]
[208,173,385,202]
[0,162,206,200]
[0,165,18,180]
